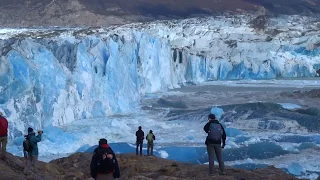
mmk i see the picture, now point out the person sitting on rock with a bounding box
[24,127,43,174]
[90,138,120,180]
[136,126,144,156]
[0,112,8,160]
[146,130,155,156]
[203,114,227,176]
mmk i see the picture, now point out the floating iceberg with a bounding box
[210,107,224,119]
[279,103,302,110]
[287,162,303,176]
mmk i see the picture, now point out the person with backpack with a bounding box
[203,114,227,176]
[23,134,32,174]
[0,112,8,160]
[136,126,144,156]
[90,138,120,180]
[146,130,155,156]
[23,127,43,174]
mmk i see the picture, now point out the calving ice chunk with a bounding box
[0,14,319,140]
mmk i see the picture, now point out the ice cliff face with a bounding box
[0,14,319,138]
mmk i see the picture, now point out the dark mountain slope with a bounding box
[0,0,319,27]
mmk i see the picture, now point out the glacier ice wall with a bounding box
[0,14,320,139]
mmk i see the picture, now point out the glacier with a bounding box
[0,14,320,141]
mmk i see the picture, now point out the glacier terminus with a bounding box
[0,13,320,179]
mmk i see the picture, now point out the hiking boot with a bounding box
[219,172,227,175]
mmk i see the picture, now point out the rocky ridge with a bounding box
[0,152,302,180]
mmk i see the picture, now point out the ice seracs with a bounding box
[0,14,319,139]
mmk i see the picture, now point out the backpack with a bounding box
[147,133,154,142]
[23,136,33,153]
[208,123,223,141]
[95,148,115,174]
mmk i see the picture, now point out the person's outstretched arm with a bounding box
[31,134,42,143]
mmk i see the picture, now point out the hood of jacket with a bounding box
[209,120,220,124]
[28,132,36,136]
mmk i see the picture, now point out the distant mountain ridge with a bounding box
[0,0,319,27]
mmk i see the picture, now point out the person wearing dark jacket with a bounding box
[203,114,227,176]
[0,112,8,160]
[90,138,120,180]
[135,126,144,156]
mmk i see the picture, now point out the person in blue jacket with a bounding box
[24,127,43,174]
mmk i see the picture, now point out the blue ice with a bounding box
[297,143,318,150]
[1,30,320,142]
[225,128,245,137]
[222,142,288,161]
[85,143,164,157]
[76,144,91,152]
[234,136,251,143]
[287,162,303,176]
[278,103,302,110]
[210,107,224,120]
[157,146,207,164]
[42,125,77,143]
[275,135,320,144]
[84,141,289,164]
[85,144,207,164]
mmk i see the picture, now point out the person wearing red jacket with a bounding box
[0,112,8,160]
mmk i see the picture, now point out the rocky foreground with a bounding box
[0,152,303,180]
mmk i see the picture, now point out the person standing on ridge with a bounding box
[203,114,227,176]
[24,127,43,174]
[0,112,8,160]
[146,130,155,156]
[90,138,120,180]
[23,133,31,174]
[136,126,144,156]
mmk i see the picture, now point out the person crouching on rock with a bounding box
[90,138,120,180]
[24,127,43,175]
[203,114,227,176]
